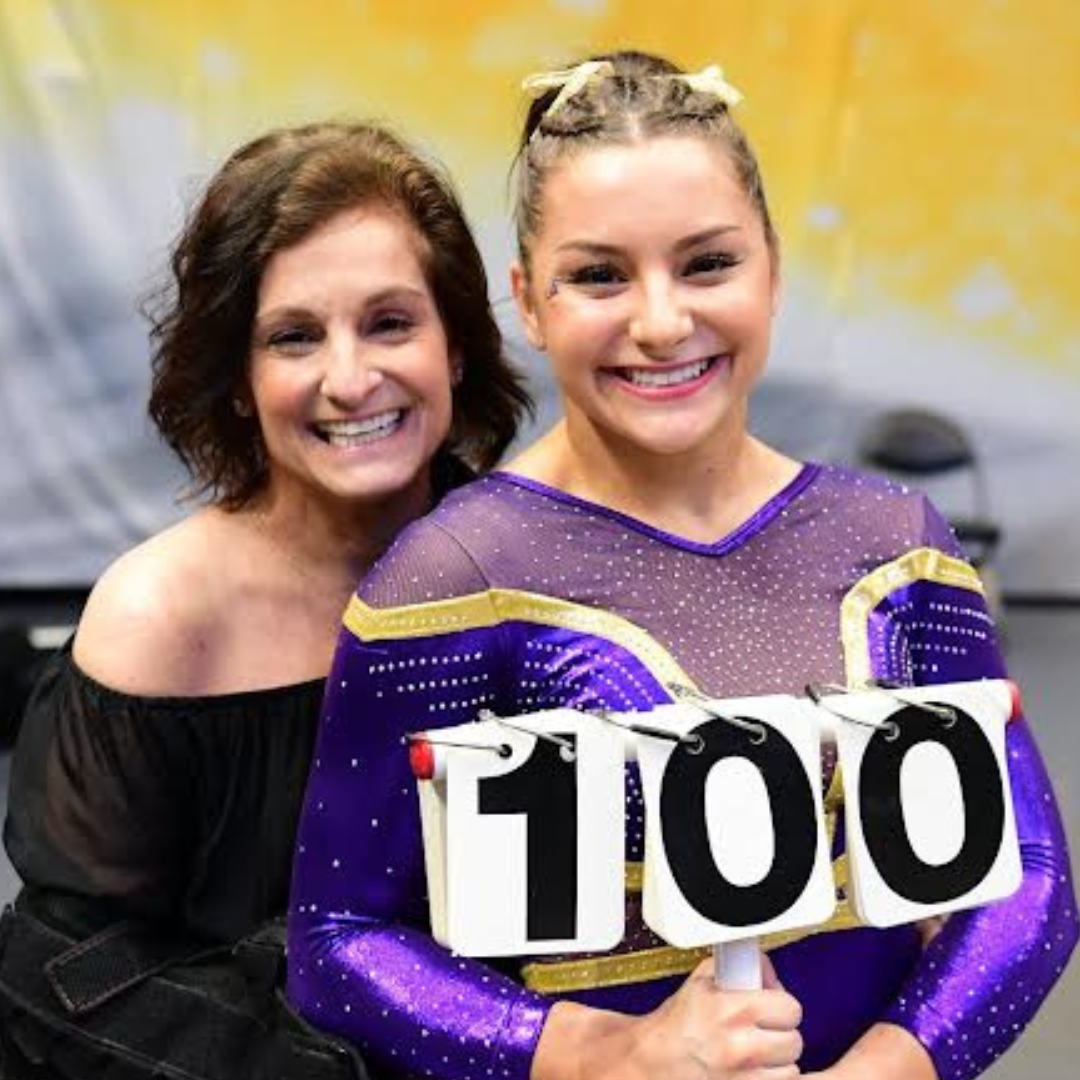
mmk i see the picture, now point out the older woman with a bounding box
[0,119,530,1080]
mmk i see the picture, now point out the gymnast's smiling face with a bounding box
[512,134,779,468]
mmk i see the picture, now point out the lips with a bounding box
[311,409,406,447]
[614,356,714,388]
[604,354,729,397]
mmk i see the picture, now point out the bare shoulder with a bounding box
[74,510,230,696]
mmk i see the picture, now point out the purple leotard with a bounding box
[288,463,1076,1080]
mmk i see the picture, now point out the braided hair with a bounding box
[513,50,776,273]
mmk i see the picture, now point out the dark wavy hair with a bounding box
[147,120,532,507]
[514,50,777,273]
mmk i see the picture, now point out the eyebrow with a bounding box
[254,285,429,327]
[554,225,744,257]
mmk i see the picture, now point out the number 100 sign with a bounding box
[408,680,1021,958]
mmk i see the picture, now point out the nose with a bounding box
[320,333,383,405]
[628,276,693,356]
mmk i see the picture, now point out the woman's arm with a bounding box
[7,553,204,915]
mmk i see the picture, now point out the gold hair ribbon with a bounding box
[521,60,616,117]
[673,64,743,108]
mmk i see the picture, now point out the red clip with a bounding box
[409,737,435,780]
[1006,679,1023,721]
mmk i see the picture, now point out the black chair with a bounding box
[856,407,1006,639]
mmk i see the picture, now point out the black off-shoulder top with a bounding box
[4,639,325,942]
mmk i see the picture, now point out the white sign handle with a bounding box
[713,937,762,989]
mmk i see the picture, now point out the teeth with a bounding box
[317,410,403,446]
[624,358,711,388]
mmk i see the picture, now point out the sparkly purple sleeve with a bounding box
[878,499,1078,1080]
[287,526,551,1080]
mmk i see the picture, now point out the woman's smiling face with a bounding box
[248,204,455,510]
[513,135,778,464]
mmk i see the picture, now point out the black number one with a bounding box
[477,735,578,940]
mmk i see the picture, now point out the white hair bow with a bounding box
[674,64,743,107]
[521,60,616,117]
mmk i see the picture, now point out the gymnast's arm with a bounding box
[819,503,1078,1080]
[814,713,1077,1080]
[286,521,555,1080]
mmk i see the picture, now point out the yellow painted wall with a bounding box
[3,0,1076,370]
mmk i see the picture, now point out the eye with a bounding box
[683,251,741,279]
[368,311,416,338]
[265,325,320,355]
[564,262,627,294]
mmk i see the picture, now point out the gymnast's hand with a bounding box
[799,1021,938,1080]
[532,955,803,1080]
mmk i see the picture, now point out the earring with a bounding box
[233,396,253,418]
[451,359,464,387]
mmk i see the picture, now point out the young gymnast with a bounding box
[288,51,1076,1080]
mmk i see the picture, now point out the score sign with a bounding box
[637,696,836,948]
[411,680,1020,957]
[417,709,625,956]
[833,681,1022,927]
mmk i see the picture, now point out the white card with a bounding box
[433,710,625,956]
[638,697,836,948]
[834,679,1021,927]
